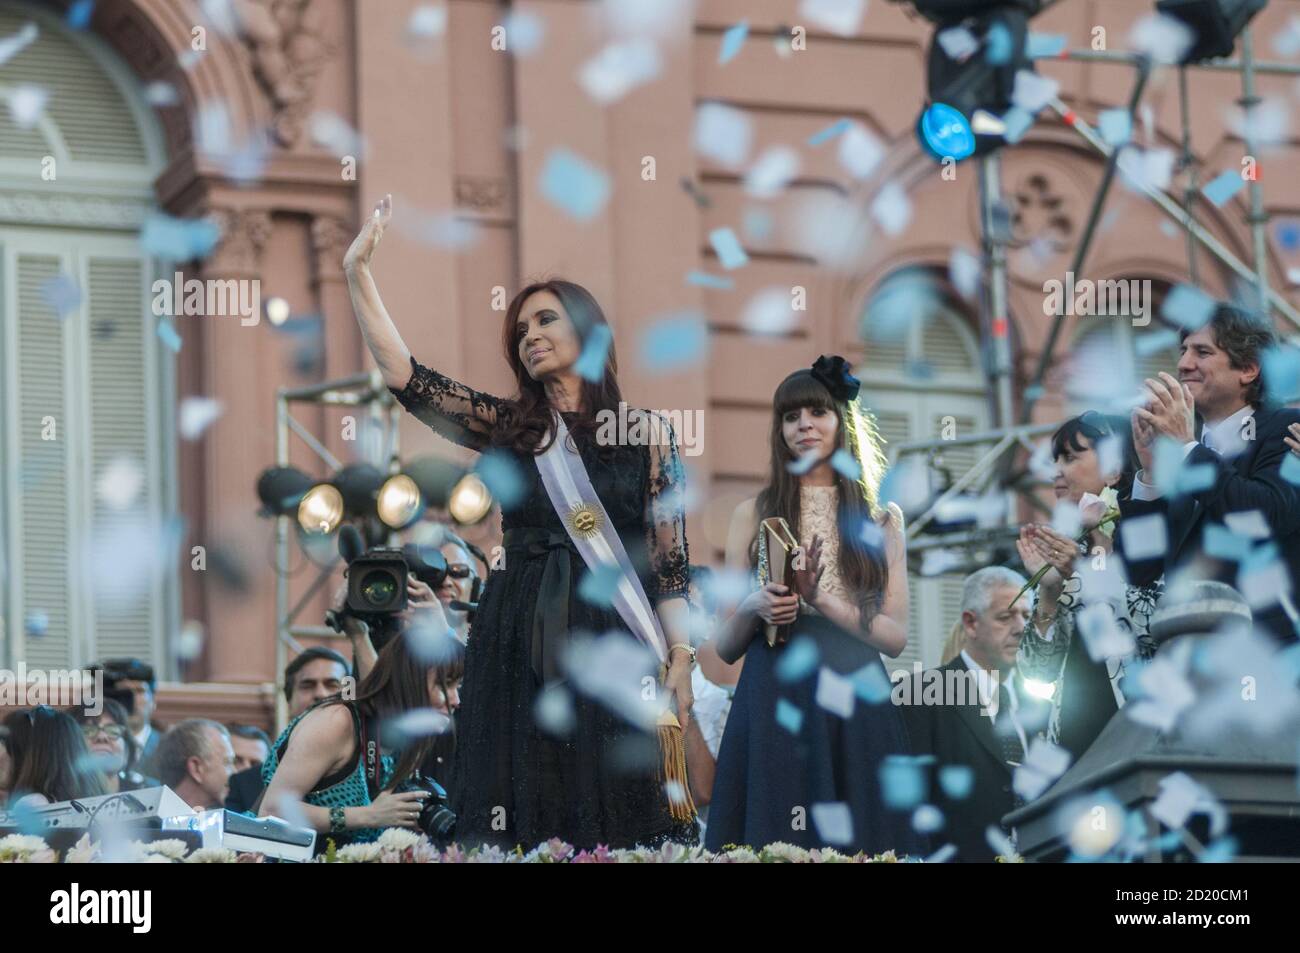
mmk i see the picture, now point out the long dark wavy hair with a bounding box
[750,369,892,625]
[318,630,465,785]
[491,279,624,454]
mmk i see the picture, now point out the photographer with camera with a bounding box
[260,571,463,848]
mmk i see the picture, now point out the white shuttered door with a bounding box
[1,230,166,669]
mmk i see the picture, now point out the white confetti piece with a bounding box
[870,181,912,237]
[937,26,978,61]
[407,5,447,39]
[744,145,800,198]
[838,123,884,180]
[800,0,865,37]
[740,287,799,335]
[179,397,223,440]
[694,102,752,168]
[811,801,855,845]
[0,22,38,67]
[579,38,660,104]
[1011,70,1059,113]
[6,84,48,128]
[815,667,856,718]
[1128,12,1195,65]
[96,456,144,510]
[948,247,981,300]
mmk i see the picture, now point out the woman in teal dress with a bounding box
[260,615,464,847]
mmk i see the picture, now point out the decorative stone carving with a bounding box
[209,208,272,273]
[0,190,151,229]
[455,175,508,212]
[231,0,333,147]
[981,156,1091,290]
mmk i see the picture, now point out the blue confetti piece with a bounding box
[849,663,893,704]
[685,270,734,290]
[775,698,803,734]
[66,0,94,29]
[709,227,749,270]
[985,22,1013,65]
[1160,283,1216,330]
[1177,463,1216,495]
[40,274,82,318]
[1025,33,1067,59]
[1098,108,1132,147]
[1199,836,1238,863]
[807,118,852,147]
[1275,220,1300,252]
[1204,524,1252,562]
[1263,345,1300,402]
[1281,452,1300,486]
[938,764,974,800]
[830,448,862,480]
[156,319,182,353]
[880,755,925,810]
[774,636,819,683]
[1002,105,1035,144]
[1135,328,1181,356]
[574,322,612,382]
[903,358,935,381]
[578,563,622,607]
[1202,169,1246,208]
[540,148,610,221]
[719,21,748,65]
[786,451,820,476]
[140,212,220,261]
[912,804,945,833]
[638,312,708,373]
[25,609,49,637]
[475,450,526,508]
[743,208,773,241]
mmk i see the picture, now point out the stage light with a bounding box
[333,463,387,516]
[256,466,313,517]
[903,0,1043,22]
[915,6,1034,162]
[376,473,423,529]
[448,473,494,525]
[1155,0,1266,64]
[918,102,977,160]
[298,483,344,534]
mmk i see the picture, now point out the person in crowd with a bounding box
[343,194,697,849]
[94,658,163,773]
[902,567,1051,862]
[5,706,109,809]
[1017,412,1159,762]
[70,699,152,794]
[682,564,731,816]
[228,725,272,773]
[705,356,925,855]
[939,618,965,665]
[259,600,462,847]
[154,719,235,811]
[1123,303,1300,642]
[284,647,351,721]
[435,533,481,643]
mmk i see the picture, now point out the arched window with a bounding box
[859,267,990,676]
[0,5,174,672]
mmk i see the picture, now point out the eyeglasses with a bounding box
[446,565,472,579]
[81,723,126,740]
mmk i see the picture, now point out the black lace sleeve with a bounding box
[642,411,690,601]
[389,356,504,452]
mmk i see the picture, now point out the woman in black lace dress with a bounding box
[342,195,697,849]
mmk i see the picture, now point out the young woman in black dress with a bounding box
[342,195,697,849]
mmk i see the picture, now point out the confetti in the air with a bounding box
[744,146,800,198]
[1201,169,1247,208]
[578,563,623,608]
[179,397,224,440]
[815,667,856,718]
[1098,108,1132,147]
[40,275,82,318]
[775,698,804,735]
[810,801,854,846]
[694,102,753,169]
[140,212,221,260]
[1160,282,1216,330]
[838,123,884,180]
[937,26,979,61]
[740,287,798,336]
[638,313,708,372]
[709,227,749,270]
[880,755,925,810]
[799,0,865,37]
[775,636,819,683]
[870,181,912,237]
[1025,33,1067,59]
[475,450,527,508]
[540,148,610,221]
[579,38,660,103]
[1128,12,1195,65]
[5,84,48,128]
[0,23,38,67]
[807,117,851,147]
[719,21,748,65]
[574,322,613,382]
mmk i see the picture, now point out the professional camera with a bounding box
[393,773,457,843]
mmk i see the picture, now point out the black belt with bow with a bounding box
[503,527,579,684]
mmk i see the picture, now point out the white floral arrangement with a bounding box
[2,830,1013,863]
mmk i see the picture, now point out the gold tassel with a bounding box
[656,709,697,822]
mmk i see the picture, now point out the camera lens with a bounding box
[359,569,399,608]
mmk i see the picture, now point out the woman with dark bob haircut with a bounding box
[1016,411,1160,762]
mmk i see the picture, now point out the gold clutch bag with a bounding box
[756,517,799,647]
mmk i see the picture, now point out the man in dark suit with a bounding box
[1122,304,1300,643]
[902,568,1051,862]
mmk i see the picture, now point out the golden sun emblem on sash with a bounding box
[566,503,604,539]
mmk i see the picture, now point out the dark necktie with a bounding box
[995,685,1025,767]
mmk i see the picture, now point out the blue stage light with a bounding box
[918,102,976,161]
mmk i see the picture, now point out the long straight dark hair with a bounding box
[750,370,892,624]
[320,631,465,785]
[492,279,624,453]
[10,706,109,804]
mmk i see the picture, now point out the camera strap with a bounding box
[355,705,381,801]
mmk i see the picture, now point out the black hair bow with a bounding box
[810,355,860,403]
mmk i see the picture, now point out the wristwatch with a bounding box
[329,806,346,833]
[669,643,697,667]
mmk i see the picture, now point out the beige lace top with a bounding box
[799,484,854,607]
